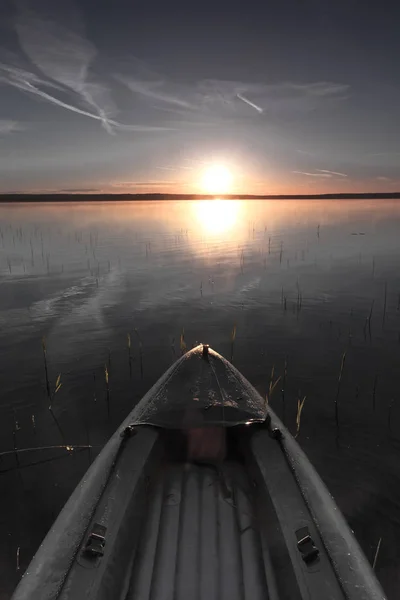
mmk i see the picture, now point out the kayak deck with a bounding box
[128,461,266,600]
[12,345,386,600]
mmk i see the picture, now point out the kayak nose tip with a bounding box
[202,344,209,358]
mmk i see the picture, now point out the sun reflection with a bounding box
[193,200,241,235]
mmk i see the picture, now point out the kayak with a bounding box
[12,344,386,600]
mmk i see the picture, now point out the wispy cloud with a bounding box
[296,149,315,156]
[0,119,23,134]
[0,1,171,134]
[293,168,348,179]
[0,64,172,133]
[316,169,347,177]
[117,62,348,122]
[111,181,177,188]
[283,82,349,96]
[293,171,332,178]
[117,75,196,110]
[376,176,391,181]
[368,152,400,157]
[59,188,100,192]
[14,0,117,132]
[156,165,194,171]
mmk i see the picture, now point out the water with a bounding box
[1,199,400,597]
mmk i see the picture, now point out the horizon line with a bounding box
[0,192,399,202]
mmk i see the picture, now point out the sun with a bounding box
[201,164,233,194]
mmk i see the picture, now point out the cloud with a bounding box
[293,168,348,179]
[368,152,400,157]
[196,79,349,115]
[14,0,117,132]
[316,169,347,177]
[0,1,171,134]
[59,188,100,192]
[156,165,194,171]
[376,176,391,181]
[0,65,171,133]
[117,75,196,110]
[0,119,23,134]
[293,171,332,178]
[117,62,348,122]
[283,82,349,96]
[296,149,314,156]
[111,181,177,187]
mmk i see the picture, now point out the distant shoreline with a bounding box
[0,192,399,202]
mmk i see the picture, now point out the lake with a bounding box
[1,199,400,598]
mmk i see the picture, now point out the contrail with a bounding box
[293,171,332,178]
[317,169,347,177]
[8,76,116,131]
[0,66,173,132]
[118,76,196,110]
[236,92,263,113]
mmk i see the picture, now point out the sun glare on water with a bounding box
[194,200,240,235]
[201,164,233,195]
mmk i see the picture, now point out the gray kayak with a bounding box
[12,344,386,600]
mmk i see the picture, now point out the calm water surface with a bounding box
[1,199,400,597]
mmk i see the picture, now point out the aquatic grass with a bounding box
[93,372,97,402]
[48,374,66,445]
[295,395,307,438]
[104,364,110,419]
[296,280,302,313]
[54,373,62,395]
[83,406,91,465]
[0,445,95,474]
[127,333,132,378]
[12,413,20,468]
[265,365,281,407]
[179,328,187,355]
[230,324,236,363]
[42,337,51,401]
[372,537,382,570]
[134,328,144,378]
[0,444,92,459]
[382,282,387,329]
[363,300,374,339]
[171,336,176,359]
[388,398,395,434]
[281,356,288,423]
[334,350,347,430]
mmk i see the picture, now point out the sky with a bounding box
[0,0,399,195]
